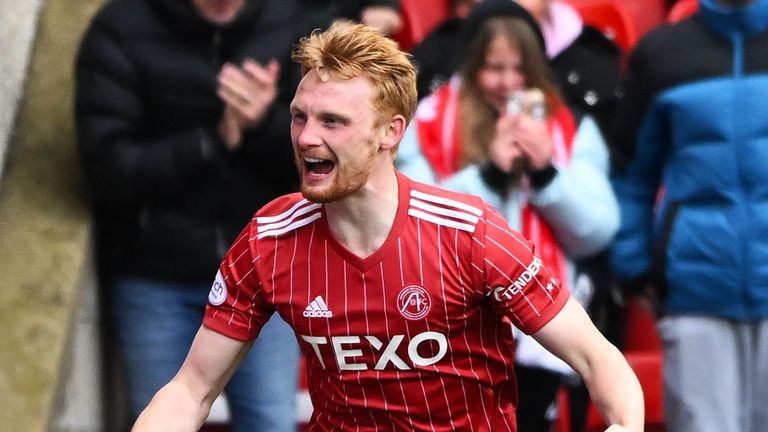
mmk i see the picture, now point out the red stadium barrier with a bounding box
[667,0,699,23]
[623,296,662,352]
[562,0,666,53]
[392,0,452,51]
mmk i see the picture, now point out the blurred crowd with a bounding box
[73,0,768,431]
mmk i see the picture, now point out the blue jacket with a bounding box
[610,0,768,319]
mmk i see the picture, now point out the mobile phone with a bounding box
[506,88,546,120]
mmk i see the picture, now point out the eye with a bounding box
[483,63,505,73]
[292,112,307,124]
[321,114,347,128]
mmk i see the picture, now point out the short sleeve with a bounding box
[203,223,273,341]
[478,206,569,334]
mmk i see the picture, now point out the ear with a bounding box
[379,114,407,152]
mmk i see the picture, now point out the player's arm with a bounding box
[531,297,644,432]
[132,326,253,431]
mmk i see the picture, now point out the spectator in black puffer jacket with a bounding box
[75,0,304,429]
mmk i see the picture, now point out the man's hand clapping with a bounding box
[217,58,280,150]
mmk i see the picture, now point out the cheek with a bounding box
[476,70,498,95]
[290,123,302,146]
[477,72,504,105]
[511,70,527,88]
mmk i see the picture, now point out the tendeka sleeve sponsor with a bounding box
[479,206,569,335]
[203,222,273,341]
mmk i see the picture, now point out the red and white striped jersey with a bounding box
[204,171,568,431]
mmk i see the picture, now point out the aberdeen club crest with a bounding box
[397,285,432,320]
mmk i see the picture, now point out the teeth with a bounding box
[304,157,324,163]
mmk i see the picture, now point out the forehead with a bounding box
[484,35,521,63]
[292,70,375,115]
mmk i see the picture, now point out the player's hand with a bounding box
[217,58,280,149]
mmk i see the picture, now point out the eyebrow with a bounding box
[318,111,351,125]
[290,104,353,124]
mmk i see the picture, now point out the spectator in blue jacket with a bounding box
[610,0,768,431]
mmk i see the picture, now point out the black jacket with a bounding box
[76,0,302,282]
[549,25,622,140]
[412,17,464,99]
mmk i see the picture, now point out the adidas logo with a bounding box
[303,295,333,318]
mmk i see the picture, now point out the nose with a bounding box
[293,118,322,149]
[501,70,522,94]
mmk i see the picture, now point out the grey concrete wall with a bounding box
[50,257,103,432]
[0,0,102,430]
[0,0,44,182]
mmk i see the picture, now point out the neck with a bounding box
[324,165,400,257]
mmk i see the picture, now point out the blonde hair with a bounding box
[292,23,417,129]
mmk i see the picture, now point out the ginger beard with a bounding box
[294,134,379,203]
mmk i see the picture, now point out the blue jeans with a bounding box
[110,277,299,431]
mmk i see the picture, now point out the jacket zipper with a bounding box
[212,31,223,69]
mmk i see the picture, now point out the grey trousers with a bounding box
[657,315,768,432]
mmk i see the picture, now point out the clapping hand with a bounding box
[217,58,280,150]
[360,6,402,35]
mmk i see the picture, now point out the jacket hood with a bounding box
[699,0,768,38]
[462,0,545,54]
[148,0,264,38]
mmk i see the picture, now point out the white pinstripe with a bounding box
[413,220,437,432]
[256,199,319,224]
[257,202,321,232]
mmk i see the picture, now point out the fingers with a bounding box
[218,59,279,108]
[498,113,553,170]
[218,63,253,107]
[217,59,281,130]
[242,58,280,85]
[489,141,522,173]
[512,132,553,170]
[491,118,523,173]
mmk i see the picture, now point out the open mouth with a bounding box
[304,157,336,176]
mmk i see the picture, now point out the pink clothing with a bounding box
[540,1,584,59]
